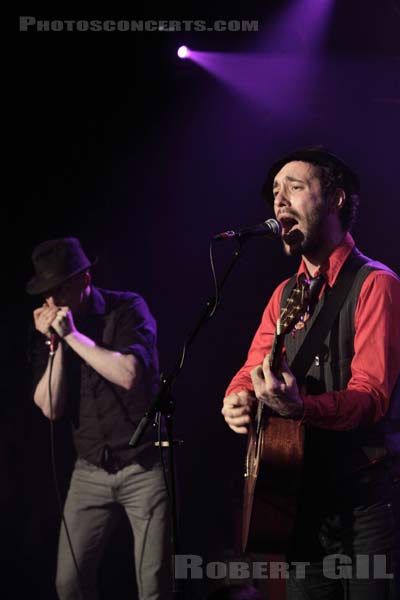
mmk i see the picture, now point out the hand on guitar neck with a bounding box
[250,353,304,419]
[221,353,304,433]
[247,277,310,420]
[222,278,308,433]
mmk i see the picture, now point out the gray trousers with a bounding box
[55,457,171,600]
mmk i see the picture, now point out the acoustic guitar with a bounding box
[242,277,310,554]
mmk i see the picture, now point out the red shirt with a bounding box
[226,233,400,431]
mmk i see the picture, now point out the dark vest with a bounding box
[281,249,400,486]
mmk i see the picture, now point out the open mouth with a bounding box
[279,216,299,236]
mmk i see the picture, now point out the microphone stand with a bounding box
[129,238,245,598]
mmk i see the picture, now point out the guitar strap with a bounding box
[286,247,369,380]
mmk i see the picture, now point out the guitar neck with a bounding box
[269,331,285,376]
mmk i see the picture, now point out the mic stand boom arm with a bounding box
[129,240,244,450]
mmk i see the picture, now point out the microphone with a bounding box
[46,328,59,355]
[49,331,59,355]
[213,218,281,241]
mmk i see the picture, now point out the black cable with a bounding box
[208,238,219,318]
[47,345,86,599]
[173,238,221,380]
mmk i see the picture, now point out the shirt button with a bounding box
[314,355,320,367]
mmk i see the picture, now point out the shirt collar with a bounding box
[297,232,355,287]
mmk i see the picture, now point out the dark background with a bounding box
[4,1,400,598]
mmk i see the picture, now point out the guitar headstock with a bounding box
[277,277,310,337]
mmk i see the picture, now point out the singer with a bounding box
[27,237,171,600]
[221,147,400,600]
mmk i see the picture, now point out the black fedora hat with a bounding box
[262,146,360,205]
[26,237,97,295]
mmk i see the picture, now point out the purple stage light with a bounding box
[177,46,189,59]
[183,0,335,119]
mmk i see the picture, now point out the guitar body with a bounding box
[242,415,304,553]
[242,277,310,554]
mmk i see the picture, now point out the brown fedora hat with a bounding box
[26,237,97,295]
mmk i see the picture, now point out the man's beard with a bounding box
[283,206,328,257]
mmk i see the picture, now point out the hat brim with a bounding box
[26,257,97,295]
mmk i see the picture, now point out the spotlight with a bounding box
[177,46,190,59]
